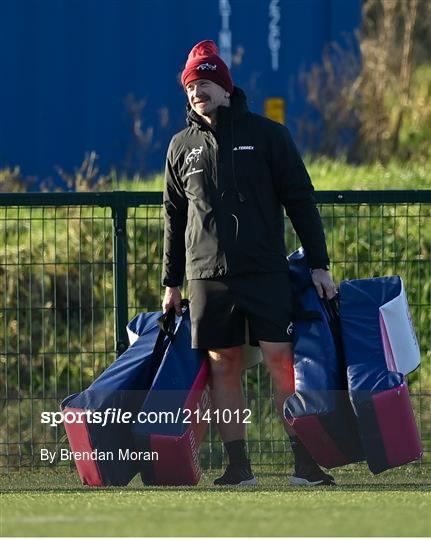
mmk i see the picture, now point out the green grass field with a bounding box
[1,465,430,537]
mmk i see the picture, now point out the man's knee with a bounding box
[259,341,295,393]
[208,346,243,379]
[259,341,293,368]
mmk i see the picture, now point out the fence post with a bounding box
[112,199,129,356]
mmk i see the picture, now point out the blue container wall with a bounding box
[0,0,361,188]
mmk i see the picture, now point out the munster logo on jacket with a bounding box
[186,146,203,164]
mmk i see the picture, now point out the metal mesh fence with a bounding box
[0,191,430,472]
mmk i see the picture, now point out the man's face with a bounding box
[186,79,228,118]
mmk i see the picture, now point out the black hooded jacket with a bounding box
[162,87,329,287]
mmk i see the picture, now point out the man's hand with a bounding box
[311,269,337,299]
[162,286,183,315]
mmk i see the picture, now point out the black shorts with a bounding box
[188,272,293,349]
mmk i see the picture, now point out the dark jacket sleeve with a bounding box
[269,123,330,269]
[161,141,188,287]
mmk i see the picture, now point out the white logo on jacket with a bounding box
[233,146,255,151]
[186,146,203,164]
[197,63,217,71]
[185,168,203,178]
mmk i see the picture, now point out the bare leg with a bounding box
[258,341,295,435]
[208,345,245,442]
[209,346,256,485]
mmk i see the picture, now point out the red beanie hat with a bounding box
[181,40,234,95]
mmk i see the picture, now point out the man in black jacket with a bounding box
[162,40,337,486]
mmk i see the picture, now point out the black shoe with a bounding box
[288,462,336,486]
[214,460,257,486]
[288,435,336,486]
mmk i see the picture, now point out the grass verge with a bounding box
[112,156,431,192]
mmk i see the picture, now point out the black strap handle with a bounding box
[149,299,190,382]
[156,305,177,340]
[321,293,345,362]
[294,290,340,323]
[156,299,189,340]
[321,293,340,321]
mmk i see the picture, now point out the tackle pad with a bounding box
[284,249,364,468]
[339,276,422,473]
[61,303,209,486]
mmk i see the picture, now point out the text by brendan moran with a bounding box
[40,448,159,464]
